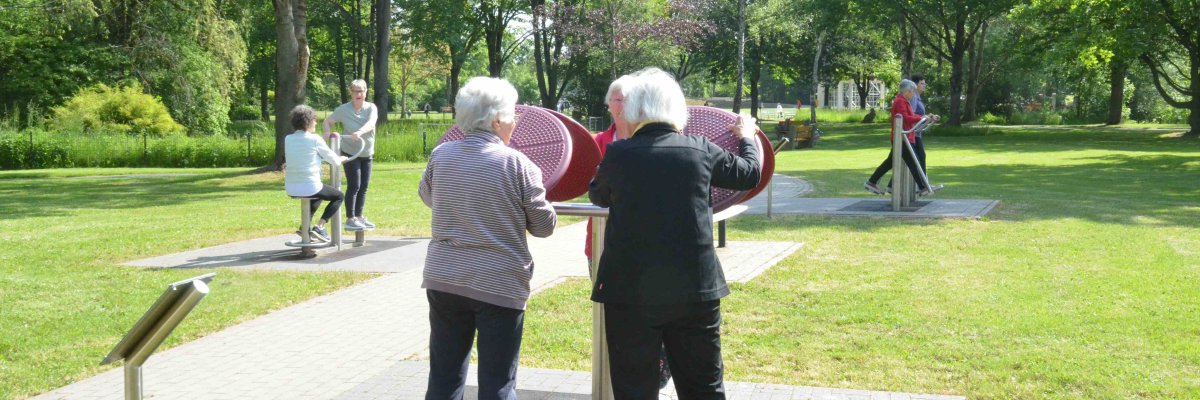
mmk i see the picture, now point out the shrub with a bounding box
[978,112,1007,125]
[51,83,185,136]
[229,104,261,121]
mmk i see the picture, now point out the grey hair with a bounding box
[455,76,518,134]
[289,104,316,131]
[898,79,917,94]
[620,68,689,130]
[351,79,368,91]
[605,75,636,107]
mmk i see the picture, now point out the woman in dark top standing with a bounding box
[589,67,760,399]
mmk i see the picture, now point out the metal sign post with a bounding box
[102,273,215,400]
[551,203,614,400]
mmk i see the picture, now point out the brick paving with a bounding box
[38,189,965,399]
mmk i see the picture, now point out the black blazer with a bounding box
[589,122,760,305]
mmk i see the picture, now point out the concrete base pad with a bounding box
[123,235,427,273]
[749,197,999,219]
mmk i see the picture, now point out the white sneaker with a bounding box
[345,217,365,231]
[360,217,376,229]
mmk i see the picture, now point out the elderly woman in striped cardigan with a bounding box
[418,76,557,400]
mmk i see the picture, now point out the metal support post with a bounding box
[329,137,343,250]
[552,203,614,400]
[589,215,614,400]
[891,115,906,211]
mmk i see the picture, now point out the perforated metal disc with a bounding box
[544,109,601,202]
[680,106,766,212]
[738,129,775,203]
[439,105,572,190]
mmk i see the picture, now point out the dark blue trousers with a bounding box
[605,300,725,400]
[426,290,524,400]
[341,154,372,218]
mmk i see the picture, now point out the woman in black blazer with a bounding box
[589,67,760,399]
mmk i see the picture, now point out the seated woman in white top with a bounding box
[285,105,348,241]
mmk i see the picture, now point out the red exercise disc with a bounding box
[544,109,602,202]
[680,106,766,213]
[438,105,572,191]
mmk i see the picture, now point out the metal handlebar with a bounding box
[900,116,931,134]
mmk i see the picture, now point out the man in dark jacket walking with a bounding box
[589,68,761,399]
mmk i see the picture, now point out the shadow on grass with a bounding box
[0,169,271,220]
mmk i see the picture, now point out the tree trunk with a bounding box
[373,0,390,123]
[964,21,987,122]
[485,3,504,77]
[272,0,310,169]
[1105,59,1127,125]
[1190,58,1200,136]
[899,14,915,78]
[259,74,270,121]
[531,0,549,107]
[749,34,761,120]
[732,0,746,113]
[364,2,375,84]
[856,72,869,110]
[810,32,824,125]
[353,0,362,77]
[448,51,464,109]
[946,20,967,126]
[335,13,348,103]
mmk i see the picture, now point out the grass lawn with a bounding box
[0,163,432,399]
[523,124,1200,399]
[3,123,1197,399]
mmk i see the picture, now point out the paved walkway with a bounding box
[38,180,967,400]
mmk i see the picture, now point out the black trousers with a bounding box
[426,290,524,400]
[307,185,344,223]
[870,138,929,190]
[605,300,725,400]
[341,153,373,218]
[886,136,927,188]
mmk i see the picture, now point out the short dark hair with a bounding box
[910,74,926,84]
[289,105,316,131]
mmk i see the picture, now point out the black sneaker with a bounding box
[311,226,330,242]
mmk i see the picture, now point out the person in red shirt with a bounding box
[865,79,933,196]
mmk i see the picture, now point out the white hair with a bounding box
[620,68,688,130]
[898,79,916,95]
[351,79,368,91]
[605,75,635,106]
[455,76,518,134]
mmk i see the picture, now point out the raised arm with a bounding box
[351,104,379,138]
[322,112,338,135]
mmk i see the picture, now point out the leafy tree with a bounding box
[891,0,1017,126]
[398,0,484,106]
[1134,0,1199,135]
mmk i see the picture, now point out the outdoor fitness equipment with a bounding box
[284,135,370,256]
[891,115,935,211]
